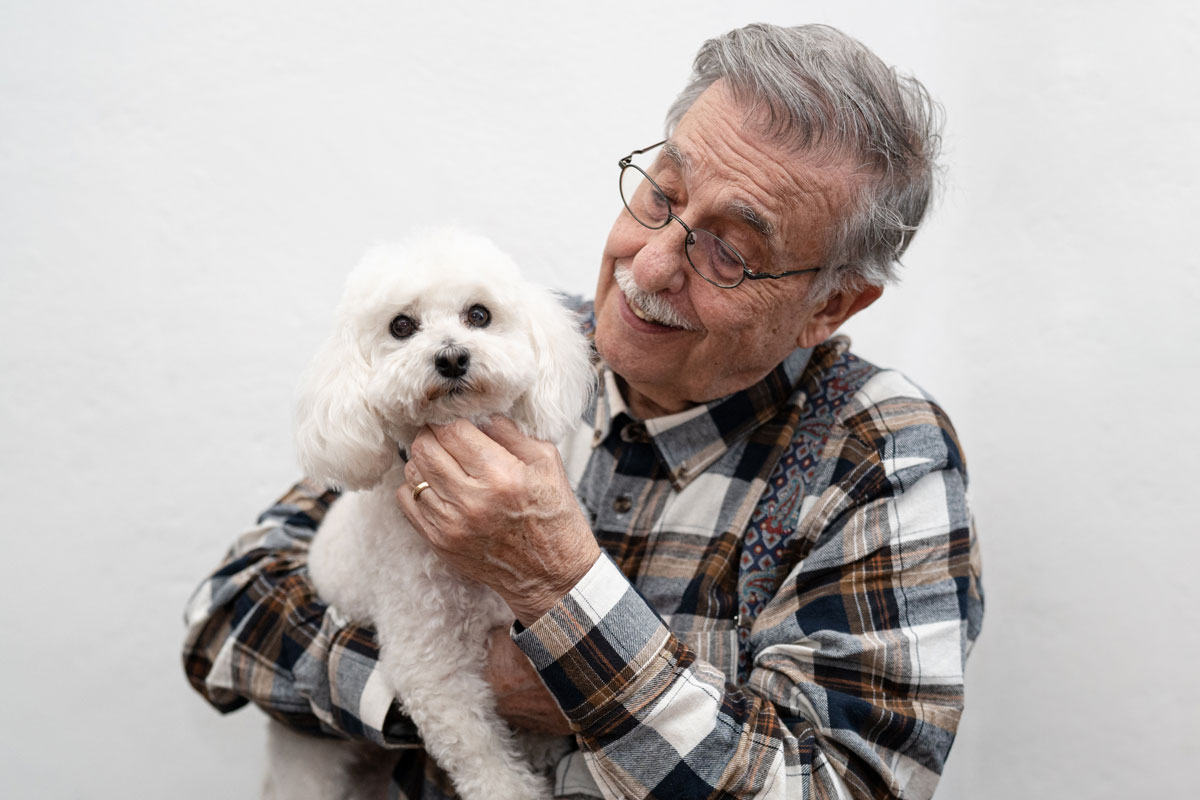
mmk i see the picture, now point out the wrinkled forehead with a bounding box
[686,80,857,166]
[657,126,860,259]
[657,140,777,237]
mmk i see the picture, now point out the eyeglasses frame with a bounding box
[618,140,823,289]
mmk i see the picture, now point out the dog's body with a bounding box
[264,230,594,800]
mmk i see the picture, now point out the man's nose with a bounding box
[629,217,690,294]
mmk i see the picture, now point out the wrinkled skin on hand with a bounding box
[397,416,600,624]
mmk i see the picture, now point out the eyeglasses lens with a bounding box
[620,167,670,229]
[619,164,746,288]
[686,230,745,288]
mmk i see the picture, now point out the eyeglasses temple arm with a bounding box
[619,140,669,167]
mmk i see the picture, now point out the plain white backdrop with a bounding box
[2,1,1197,797]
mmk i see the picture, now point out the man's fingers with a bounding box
[429,419,521,476]
[480,416,552,464]
[409,425,473,487]
[395,481,430,534]
[396,472,453,543]
[403,459,423,489]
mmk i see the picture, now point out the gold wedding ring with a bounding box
[411,480,432,501]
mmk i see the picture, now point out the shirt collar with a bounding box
[589,346,813,490]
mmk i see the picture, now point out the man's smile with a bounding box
[614,265,697,332]
[627,295,671,326]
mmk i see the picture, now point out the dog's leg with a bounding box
[376,611,552,800]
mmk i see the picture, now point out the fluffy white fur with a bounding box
[263,229,594,800]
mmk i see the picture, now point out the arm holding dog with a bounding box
[182,481,421,748]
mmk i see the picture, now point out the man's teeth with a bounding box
[628,293,688,329]
[631,298,671,326]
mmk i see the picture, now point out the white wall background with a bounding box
[2,1,1197,797]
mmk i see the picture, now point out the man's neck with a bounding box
[618,376,695,420]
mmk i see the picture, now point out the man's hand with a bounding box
[485,627,573,735]
[395,416,601,626]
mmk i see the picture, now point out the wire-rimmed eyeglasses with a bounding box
[618,140,822,289]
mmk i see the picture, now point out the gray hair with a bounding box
[666,23,943,301]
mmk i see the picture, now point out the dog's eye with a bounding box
[465,304,491,328]
[389,314,418,339]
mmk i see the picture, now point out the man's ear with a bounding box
[796,285,883,348]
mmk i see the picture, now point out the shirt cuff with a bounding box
[511,551,677,731]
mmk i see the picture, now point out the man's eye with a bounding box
[711,228,761,265]
[653,183,681,206]
[713,239,742,267]
[389,314,418,339]
[465,304,491,328]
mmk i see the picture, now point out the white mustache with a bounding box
[614,266,697,331]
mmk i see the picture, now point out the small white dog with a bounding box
[264,230,594,800]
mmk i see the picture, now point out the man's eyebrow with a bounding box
[662,141,690,172]
[729,200,775,238]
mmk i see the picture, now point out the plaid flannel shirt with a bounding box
[183,331,982,800]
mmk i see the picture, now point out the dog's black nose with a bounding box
[435,347,470,379]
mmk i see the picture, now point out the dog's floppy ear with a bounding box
[294,326,396,490]
[514,289,596,443]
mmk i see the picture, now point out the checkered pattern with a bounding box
[183,332,982,799]
[181,484,399,742]
[514,336,982,799]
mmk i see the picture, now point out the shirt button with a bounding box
[620,423,649,443]
[612,495,632,513]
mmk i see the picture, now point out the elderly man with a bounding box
[185,22,982,800]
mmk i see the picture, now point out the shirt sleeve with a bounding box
[513,379,983,799]
[181,480,419,747]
